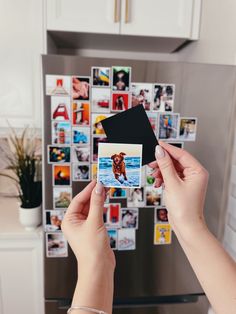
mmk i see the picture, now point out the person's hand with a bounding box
[149,141,209,234]
[61,180,115,269]
[62,181,115,313]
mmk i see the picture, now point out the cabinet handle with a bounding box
[114,0,120,23]
[125,0,129,23]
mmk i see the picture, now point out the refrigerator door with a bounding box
[42,55,236,304]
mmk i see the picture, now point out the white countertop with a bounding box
[0,196,43,240]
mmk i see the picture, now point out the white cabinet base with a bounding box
[0,233,44,314]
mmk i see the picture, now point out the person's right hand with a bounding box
[149,141,209,234]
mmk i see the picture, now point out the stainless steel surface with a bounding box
[42,55,236,311]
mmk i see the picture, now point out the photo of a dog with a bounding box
[111,152,127,182]
[97,143,142,188]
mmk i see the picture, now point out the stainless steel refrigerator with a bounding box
[42,55,236,314]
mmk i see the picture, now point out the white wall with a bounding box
[178,0,236,65]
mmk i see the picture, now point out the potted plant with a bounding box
[0,127,42,231]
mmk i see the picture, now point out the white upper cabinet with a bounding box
[121,0,196,38]
[0,0,44,130]
[47,0,121,34]
[47,0,201,39]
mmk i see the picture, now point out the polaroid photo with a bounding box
[118,228,136,251]
[53,164,71,186]
[91,163,98,180]
[107,229,118,250]
[112,66,131,91]
[179,117,198,141]
[72,127,90,145]
[71,145,90,163]
[103,204,109,225]
[145,186,162,207]
[145,165,155,186]
[121,208,139,229]
[72,163,90,181]
[92,67,111,87]
[72,76,90,100]
[154,207,168,224]
[166,141,184,149]
[97,143,142,188]
[157,113,180,140]
[111,93,129,112]
[153,84,175,112]
[72,101,90,126]
[51,121,71,145]
[46,232,68,258]
[92,113,113,135]
[146,112,158,133]
[127,188,145,207]
[106,203,121,228]
[48,145,71,164]
[45,210,66,232]
[91,88,111,113]
[53,187,72,209]
[46,75,71,96]
[154,223,172,245]
[51,96,71,121]
[109,187,127,199]
[92,136,108,162]
[131,83,153,111]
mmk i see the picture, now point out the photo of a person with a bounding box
[111,93,129,112]
[155,207,168,223]
[72,164,90,181]
[112,67,131,91]
[72,76,90,100]
[92,114,113,134]
[121,209,138,229]
[53,165,71,186]
[179,118,197,141]
[72,101,90,126]
[127,188,144,207]
[153,84,175,112]
[45,210,66,232]
[131,83,152,110]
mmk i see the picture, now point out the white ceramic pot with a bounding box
[19,205,42,231]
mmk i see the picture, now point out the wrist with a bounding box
[170,214,208,244]
[73,260,114,314]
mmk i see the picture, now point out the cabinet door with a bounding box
[0,237,44,314]
[0,0,44,130]
[120,0,196,38]
[47,0,121,34]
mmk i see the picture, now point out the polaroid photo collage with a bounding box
[45,67,198,254]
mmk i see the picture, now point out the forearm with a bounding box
[71,262,114,314]
[174,221,236,314]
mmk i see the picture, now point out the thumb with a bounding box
[155,145,180,187]
[87,181,106,226]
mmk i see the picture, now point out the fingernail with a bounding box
[155,145,165,159]
[95,182,104,195]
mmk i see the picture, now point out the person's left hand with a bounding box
[62,180,115,269]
